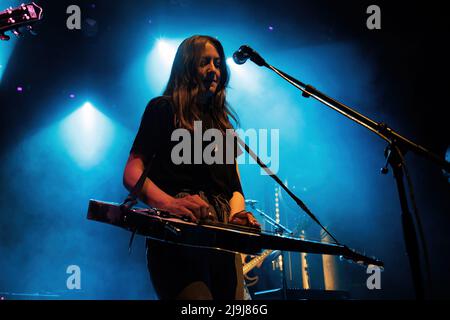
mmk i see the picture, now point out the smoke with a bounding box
[0,115,156,299]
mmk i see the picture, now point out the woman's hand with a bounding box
[229,210,261,230]
[159,195,210,223]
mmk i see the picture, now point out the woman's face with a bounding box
[197,42,221,97]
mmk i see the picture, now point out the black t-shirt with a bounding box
[130,96,243,200]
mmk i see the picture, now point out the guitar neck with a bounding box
[87,199,384,267]
[0,2,43,33]
[242,224,306,275]
[243,250,274,275]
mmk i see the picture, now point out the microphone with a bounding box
[232,45,252,65]
[232,45,266,66]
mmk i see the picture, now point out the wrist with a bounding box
[230,209,247,219]
[146,193,174,209]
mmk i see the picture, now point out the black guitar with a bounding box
[0,2,43,41]
[87,199,384,268]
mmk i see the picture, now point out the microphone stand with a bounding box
[250,204,294,236]
[238,47,450,299]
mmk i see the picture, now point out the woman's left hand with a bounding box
[229,210,261,230]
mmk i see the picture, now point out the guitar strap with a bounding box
[120,153,156,253]
[120,153,156,211]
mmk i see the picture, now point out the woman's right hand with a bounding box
[159,195,210,223]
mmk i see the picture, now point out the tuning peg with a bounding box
[12,29,23,37]
[26,25,38,36]
[0,33,11,41]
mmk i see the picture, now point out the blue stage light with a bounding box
[145,38,181,94]
[0,0,22,81]
[156,39,178,61]
[59,102,115,169]
[0,40,14,82]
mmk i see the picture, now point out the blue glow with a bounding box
[145,38,181,94]
[59,102,115,169]
[0,0,21,81]
[0,104,147,298]
[0,29,15,82]
[227,56,264,95]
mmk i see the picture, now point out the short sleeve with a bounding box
[223,130,244,196]
[229,162,244,197]
[130,97,173,161]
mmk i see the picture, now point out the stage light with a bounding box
[145,38,181,94]
[156,39,177,61]
[227,57,262,94]
[59,102,115,169]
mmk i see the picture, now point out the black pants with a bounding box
[146,239,244,300]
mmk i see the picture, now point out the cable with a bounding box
[235,134,341,245]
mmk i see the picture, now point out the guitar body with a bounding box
[242,254,261,287]
[244,273,259,287]
[241,249,279,287]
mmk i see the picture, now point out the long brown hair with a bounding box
[163,35,238,132]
